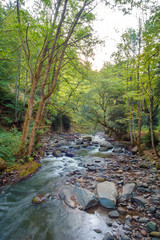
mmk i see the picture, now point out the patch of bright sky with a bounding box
[90,2,139,70]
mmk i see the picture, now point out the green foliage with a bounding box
[0,88,24,126]
[142,131,159,148]
[0,128,21,164]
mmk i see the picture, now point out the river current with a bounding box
[0,134,126,240]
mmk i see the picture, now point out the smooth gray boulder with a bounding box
[73,186,98,210]
[119,183,136,201]
[97,181,118,209]
[59,186,98,210]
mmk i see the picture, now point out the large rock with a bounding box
[0,158,6,171]
[52,150,63,157]
[73,186,98,210]
[59,186,98,210]
[146,222,157,233]
[97,181,118,209]
[119,183,136,201]
[132,145,138,153]
[100,141,113,150]
[32,193,49,204]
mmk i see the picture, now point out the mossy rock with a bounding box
[0,158,7,171]
[156,162,160,170]
[96,178,106,182]
[19,162,41,178]
[139,163,150,169]
[32,194,46,204]
[149,232,160,237]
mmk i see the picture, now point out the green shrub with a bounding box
[142,131,159,148]
[0,128,21,165]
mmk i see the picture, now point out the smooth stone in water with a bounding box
[94,229,102,233]
[97,181,118,209]
[103,232,115,240]
[109,210,119,218]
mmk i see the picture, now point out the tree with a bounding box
[15,0,97,156]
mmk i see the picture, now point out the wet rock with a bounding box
[60,186,98,210]
[83,136,92,142]
[100,142,113,149]
[32,193,48,204]
[118,207,128,215]
[138,217,149,223]
[131,196,148,206]
[140,230,147,237]
[120,183,136,201]
[0,158,7,171]
[96,177,106,182]
[99,147,110,152]
[120,234,130,240]
[150,195,160,205]
[97,181,118,209]
[52,150,63,157]
[156,162,160,170]
[82,143,88,148]
[106,222,112,227]
[103,232,115,240]
[65,152,75,158]
[109,210,119,218]
[139,163,150,169]
[150,232,160,237]
[146,221,157,233]
[59,187,77,208]
[94,229,102,233]
[73,186,98,210]
[73,145,80,149]
[149,206,156,214]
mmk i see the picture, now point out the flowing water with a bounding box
[0,134,125,240]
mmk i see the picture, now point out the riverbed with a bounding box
[0,132,159,240]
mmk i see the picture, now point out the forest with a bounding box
[0,0,160,175]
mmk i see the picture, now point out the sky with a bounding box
[90,2,139,70]
[4,0,140,70]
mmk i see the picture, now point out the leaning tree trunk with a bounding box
[17,78,37,157]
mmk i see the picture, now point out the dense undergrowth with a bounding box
[0,127,21,165]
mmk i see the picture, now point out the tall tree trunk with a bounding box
[28,97,45,155]
[137,19,142,151]
[17,78,37,156]
[148,65,157,155]
[126,64,133,143]
[131,97,136,143]
[137,65,142,149]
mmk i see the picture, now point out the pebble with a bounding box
[109,210,119,218]
[94,229,102,234]
[140,230,147,236]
